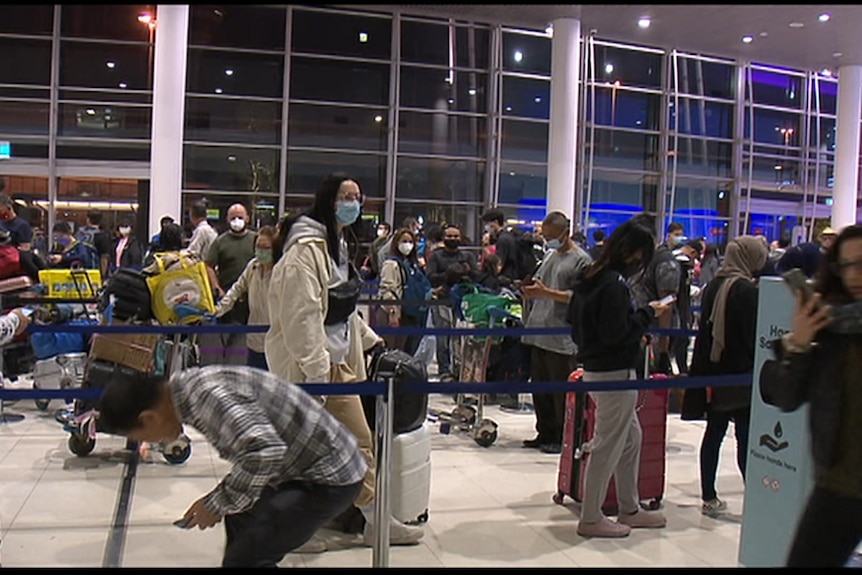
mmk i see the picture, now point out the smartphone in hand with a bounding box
[173,517,193,529]
[782,269,816,304]
[658,294,677,306]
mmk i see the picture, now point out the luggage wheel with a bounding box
[68,431,96,457]
[641,497,662,511]
[472,419,498,448]
[35,399,50,411]
[552,492,565,506]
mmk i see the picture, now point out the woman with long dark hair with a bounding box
[568,216,671,538]
[378,227,427,355]
[760,224,862,567]
[265,173,424,551]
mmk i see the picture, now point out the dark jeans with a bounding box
[699,405,750,501]
[671,335,690,374]
[529,346,574,445]
[786,486,862,567]
[222,480,363,568]
[431,304,453,378]
[247,349,268,370]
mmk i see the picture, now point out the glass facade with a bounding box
[0,4,857,248]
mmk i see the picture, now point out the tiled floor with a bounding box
[0,391,749,568]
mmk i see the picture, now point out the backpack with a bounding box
[75,226,97,247]
[389,257,432,320]
[510,228,540,280]
[101,268,154,322]
[80,242,100,270]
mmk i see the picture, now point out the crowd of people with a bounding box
[0,172,857,567]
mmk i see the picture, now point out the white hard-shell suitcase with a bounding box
[390,423,431,525]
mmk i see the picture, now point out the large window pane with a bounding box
[56,140,150,162]
[292,9,391,60]
[502,76,550,120]
[395,202,482,244]
[288,104,387,152]
[594,45,662,89]
[500,120,548,163]
[0,5,54,35]
[189,5,285,51]
[185,97,281,145]
[291,57,388,106]
[0,101,50,135]
[677,57,735,100]
[58,103,151,139]
[61,42,151,91]
[589,129,660,172]
[187,48,282,98]
[3,138,49,159]
[400,21,489,69]
[589,87,660,130]
[61,4,155,42]
[745,108,802,147]
[747,155,802,185]
[396,157,484,203]
[400,67,487,114]
[182,192,280,231]
[184,145,280,192]
[498,163,547,205]
[502,32,551,76]
[816,79,837,116]
[398,111,486,158]
[56,177,142,236]
[671,138,733,178]
[287,150,386,197]
[809,116,836,152]
[806,163,835,190]
[0,38,52,85]
[668,178,731,217]
[670,98,733,138]
[583,210,651,240]
[585,171,658,212]
[60,89,151,105]
[748,68,803,109]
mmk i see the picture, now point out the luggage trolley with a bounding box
[429,306,517,447]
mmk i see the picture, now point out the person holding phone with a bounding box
[683,236,768,517]
[568,216,671,538]
[760,224,862,567]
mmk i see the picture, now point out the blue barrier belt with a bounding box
[26,323,699,339]
[0,373,748,401]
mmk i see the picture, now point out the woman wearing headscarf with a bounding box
[683,235,768,517]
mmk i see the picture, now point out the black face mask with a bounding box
[622,261,643,279]
[444,239,460,250]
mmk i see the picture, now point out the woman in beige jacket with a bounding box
[265,173,424,551]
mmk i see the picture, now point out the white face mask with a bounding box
[119,227,131,237]
[398,242,414,256]
[229,217,246,233]
[377,228,388,238]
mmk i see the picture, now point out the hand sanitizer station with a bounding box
[738,277,815,566]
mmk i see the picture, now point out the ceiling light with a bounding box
[819,13,831,22]
[534,96,542,103]
[759,31,768,37]
[227,155,237,162]
[545,25,553,36]
[605,63,614,74]
[214,88,223,94]
[448,98,455,104]
[833,52,843,58]
[359,32,368,43]
[509,172,515,176]
[789,22,804,28]
[86,109,96,116]
[118,82,127,89]
[505,106,512,112]
[137,13,152,24]
[821,69,833,77]
[514,50,523,63]
[637,17,651,29]
[106,61,116,69]
[742,35,754,44]
[374,115,383,123]
[774,165,783,170]
[468,88,477,96]
[225,69,234,76]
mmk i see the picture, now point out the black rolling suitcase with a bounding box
[362,347,428,434]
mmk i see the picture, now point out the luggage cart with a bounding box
[428,306,517,447]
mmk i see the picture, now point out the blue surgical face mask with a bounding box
[335,200,361,226]
[57,235,71,247]
[545,239,563,251]
[255,248,273,265]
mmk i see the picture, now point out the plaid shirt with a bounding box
[170,366,367,517]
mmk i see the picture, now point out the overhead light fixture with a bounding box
[359,32,368,43]
[742,35,754,43]
[214,88,223,94]
[227,155,237,162]
[534,96,541,103]
[821,69,833,77]
[448,98,455,104]
[106,61,116,69]
[833,52,843,58]
[137,13,152,25]
[468,88,477,96]
[605,63,614,74]
[509,172,515,176]
[789,22,804,28]
[637,17,651,29]
[225,69,234,76]
[774,165,783,170]
[118,82,127,89]
[819,13,831,22]
[759,31,769,37]
[373,115,383,123]
[86,109,96,116]
[505,106,512,112]
[514,50,523,63]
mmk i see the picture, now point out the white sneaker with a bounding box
[363,517,424,547]
[701,498,728,517]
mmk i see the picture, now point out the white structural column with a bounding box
[546,18,581,218]
[148,4,189,237]
[832,65,862,230]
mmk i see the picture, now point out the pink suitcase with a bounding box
[0,275,34,294]
[554,369,669,515]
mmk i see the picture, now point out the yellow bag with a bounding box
[146,261,215,325]
[39,269,102,298]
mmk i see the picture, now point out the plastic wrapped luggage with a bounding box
[554,364,669,514]
[390,423,432,525]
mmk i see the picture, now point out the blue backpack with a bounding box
[390,257,432,320]
[79,241,100,270]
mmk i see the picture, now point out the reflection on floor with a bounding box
[0,394,747,567]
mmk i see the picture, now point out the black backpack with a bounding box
[101,268,153,322]
[511,228,541,280]
[362,347,428,435]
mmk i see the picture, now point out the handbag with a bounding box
[325,263,362,326]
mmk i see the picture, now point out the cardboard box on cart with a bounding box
[89,325,160,373]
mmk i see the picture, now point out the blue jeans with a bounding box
[247,349,268,370]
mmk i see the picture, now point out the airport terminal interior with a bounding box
[1,3,862,568]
